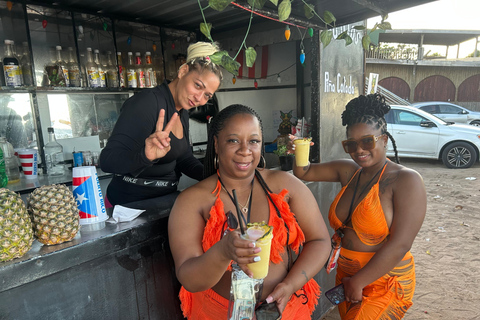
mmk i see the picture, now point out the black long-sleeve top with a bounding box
[100,81,203,205]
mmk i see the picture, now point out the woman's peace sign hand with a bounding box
[145,109,179,161]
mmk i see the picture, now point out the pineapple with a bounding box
[0,188,34,262]
[27,184,79,245]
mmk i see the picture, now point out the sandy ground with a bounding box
[321,158,480,320]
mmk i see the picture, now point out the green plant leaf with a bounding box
[208,0,232,11]
[336,30,352,46]
[304,3,315,19]
[248,0,267,9]
[323,10,336,24]
[320,30,333,47]
[353,25,366,30]
[362,35,372,51]
[245,47,257,68]
[377,22,392,30]
[269,0,278,5]
[278,0,291,21]
[200,22,212,40]
[221,54,241,76]
[209,50,229,65]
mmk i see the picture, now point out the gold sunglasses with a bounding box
[341,134,384,153]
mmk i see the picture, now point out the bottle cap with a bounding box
[4,39,11,44]
[127,52,132,55]
[87,47,92,51]
[94,49,99,53]
[146,51,151,55]
[48,127,54,133]
[56,46,62,50]
[117,52,122,55]
[135,52,140,56]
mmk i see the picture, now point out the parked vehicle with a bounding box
[411,101,480,126]
[386,105,480,168]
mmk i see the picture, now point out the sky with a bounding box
[367,0,480,58]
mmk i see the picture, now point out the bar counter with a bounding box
[0,192,184,320]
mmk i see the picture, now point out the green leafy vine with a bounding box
[199,0,392,75]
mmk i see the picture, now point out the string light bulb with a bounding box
[232,76,236,84]
[78,25,84,34]
[6,1,13,11]
[300,49,305,64]
[42,19,48,28]
[187,36,191,42]
[172,43,175,49]
[254,79,258,89]
[152,42,157,52]
[103,22,108,31]
[127,36,131,45]
[284,25,291,41]
[308,27,314,38]
[277,74,281,83]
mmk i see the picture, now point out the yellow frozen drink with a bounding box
[243,223,273,279]
[294,138,311,167]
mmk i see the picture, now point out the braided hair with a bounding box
[204,104,265,178]
[341,93,400,163]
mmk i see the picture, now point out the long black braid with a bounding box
[341,93,400,163]
[203,104,265,178]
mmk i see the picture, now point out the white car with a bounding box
[411,102,480,127]
[386,105,480,168]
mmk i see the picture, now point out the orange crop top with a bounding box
[328,164,389,246]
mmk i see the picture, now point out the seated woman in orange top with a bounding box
[291,94,426,319]
[168,104,331,319]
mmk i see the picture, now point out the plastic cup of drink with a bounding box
[242,227,273,279]
[17,149,38,179]
[294,138,312,167]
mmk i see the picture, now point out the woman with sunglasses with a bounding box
[291,93,426,319]
[168,104,331,319]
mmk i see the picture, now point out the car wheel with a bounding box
[470,120,480,126]
[441,142,477,169]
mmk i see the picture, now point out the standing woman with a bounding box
[100,42,222,206]
[291,94,426,319]
[168,104,331,319]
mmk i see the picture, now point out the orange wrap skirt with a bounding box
[336,248,415,320]
[184,287,314,320]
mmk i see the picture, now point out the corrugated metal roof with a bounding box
[27,0,436,32]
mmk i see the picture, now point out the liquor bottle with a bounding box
[145,51,157,88]
[3,39,22,87]
[44,127,65,176]
[94,49,106,88]
[21,42,33,86]
[67,47,81,87]
[0,137,20,184]
[11,41,24,86]
[126,52,137,88]
[117,52,126,88]
[55,46,69,87]
[135,52,146,88]
[85,47,100,88]
[106,51,119,88]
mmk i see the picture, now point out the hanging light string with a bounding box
[230,2,307,29]
[235,46,313,83]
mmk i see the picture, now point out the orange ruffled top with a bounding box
[179,178,320,318]
[328,165,389,246]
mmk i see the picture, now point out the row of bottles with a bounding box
[2,41,163,89]
[118,51,159,89]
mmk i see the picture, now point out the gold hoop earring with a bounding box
[214,154,219,169]
[258,155,266,171]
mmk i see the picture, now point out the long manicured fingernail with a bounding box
[253,256,261,262]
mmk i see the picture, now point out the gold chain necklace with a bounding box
[222,186,252,214]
